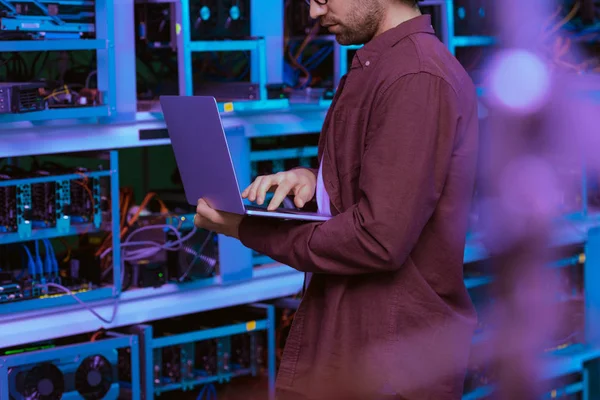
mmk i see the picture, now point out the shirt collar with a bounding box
[352,15,435,69]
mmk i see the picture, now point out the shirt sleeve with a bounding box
[238,73,460,275]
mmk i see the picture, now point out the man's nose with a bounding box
[309,2,327,20]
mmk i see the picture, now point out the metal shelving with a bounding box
[0,263,303,348]
[0,151,122,316]
[127,303,277,400]
[0,0,117,124]
[0,1,598,398]
[0,330,142,399]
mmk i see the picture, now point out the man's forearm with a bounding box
[238,73,459,276]
[238,203,413,275]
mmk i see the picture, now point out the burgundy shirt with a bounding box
[239,15,479,400]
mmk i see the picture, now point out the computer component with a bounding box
[0,4,96,39]
[30,168,57,228]
[195,81,259,102]
[189,0,251,40]
[0,0,96,35]
[0,82,45,114]
[0,162,106,236]
[0,168,20,233]
[453,0,496,37]
[167,227,218,282]
[0,153,119,318]
[135,2,172,46]
[0,331,141,400]
[125,304,273,398]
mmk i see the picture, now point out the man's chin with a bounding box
[334,33,366,46]
[335,35,355,46]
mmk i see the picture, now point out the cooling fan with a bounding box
[75,355,114,400]
[8,353,120,400]
[14,363,65,400]
[170,229,218,281]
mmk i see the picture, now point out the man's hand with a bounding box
[194,198,244,239]
[242,169,317,211]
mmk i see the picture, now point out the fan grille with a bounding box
[75,354,114,400]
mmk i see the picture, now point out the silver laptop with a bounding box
[160,95,331,222]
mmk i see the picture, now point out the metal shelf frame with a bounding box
[0,0,119,124]
[0,150,122,316]
[0,331,142,400]
[127,303,276,400]
[0,4,597,400]
[173,0,284,103]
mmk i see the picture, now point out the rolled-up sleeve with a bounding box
[239,73,459,275]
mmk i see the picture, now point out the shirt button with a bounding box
[365,61,370,66]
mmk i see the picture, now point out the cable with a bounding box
[36,282,119,325]
[34,240,43,276]
[196,383,217,400]
[101,223,195,259]
[208,384,217,400]
[42,239,54,275]
[100,224,199,280]
[44,239,59,275]
[21,244,36,277]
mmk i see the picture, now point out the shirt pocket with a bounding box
[331,106,368,178]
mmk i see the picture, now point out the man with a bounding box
[194,0,479,398]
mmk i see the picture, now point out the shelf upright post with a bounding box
[175,0,194,96]
[250,0,284,85]
[333,41,348,87]
[219,126,253,284]
[446,0,456,55]
[95,0,118,119]
[174,0,270,100]
[110,150,122,295]
[585,227,600,345]
[97,0,137,121]
[585,227,600,398]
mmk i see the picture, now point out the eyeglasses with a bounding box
[304,0,328,5]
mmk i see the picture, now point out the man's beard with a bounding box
[335,27,374,46]
[323,2,384,46]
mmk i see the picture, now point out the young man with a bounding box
[194,0,479,398]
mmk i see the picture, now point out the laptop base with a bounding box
[245,205,330,222]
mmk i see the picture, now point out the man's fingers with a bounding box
[268,181,294,211]
[256,176,278,205]
[247,176,263,202]
[294,184,313,208]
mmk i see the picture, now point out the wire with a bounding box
[100,223,199,280]
[85,70,97,88]
[37,282,119,325]
[546,1,581,37]
[42,239,54,275]
[34,240,43,276]
[90,329,104,341]
[21,244,35,277]
[96,191,169,258]
[178,232,214,282]
[45,239,59,275]
[196,383,217,400]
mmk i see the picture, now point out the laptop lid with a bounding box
[159,95,246,215]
